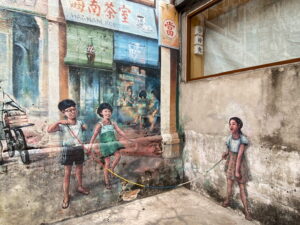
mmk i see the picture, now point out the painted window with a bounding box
[186,0,300,80]
[115,64,160,129]
[65,23,113,69]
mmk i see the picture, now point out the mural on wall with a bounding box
[0,2,185,225]
[0,0,161,162]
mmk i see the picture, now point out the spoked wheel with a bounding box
[14,129,30,164]
[5,131,15,157]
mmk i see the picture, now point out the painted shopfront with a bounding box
[0,2,184,225]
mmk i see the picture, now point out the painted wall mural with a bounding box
[0,2,167,223]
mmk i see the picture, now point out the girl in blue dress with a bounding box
[89,103,135,189]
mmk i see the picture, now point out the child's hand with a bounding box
[222,152,228,160]
[86,148,91,156]
[134,142,138,151]
[128,139,135,143]
[235,171,241,179]
[59,120,70,125]
[85,144,93,155]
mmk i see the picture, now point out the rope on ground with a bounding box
[104,158,224,190]
[66,126,224,190]
[107,168,145,188]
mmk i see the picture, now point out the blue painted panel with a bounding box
[12,13,39,108]
[114,32,159,67]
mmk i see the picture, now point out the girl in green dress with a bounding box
[89,103,135,189]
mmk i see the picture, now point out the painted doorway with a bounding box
[12,13,39,108]
[69,67,114,139]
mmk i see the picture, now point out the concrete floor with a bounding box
[52,188,260,225]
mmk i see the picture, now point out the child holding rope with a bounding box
[221,117,252,221]
[88,103,136,190]
[47,99,90,209]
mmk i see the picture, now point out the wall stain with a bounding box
[266,68,284,116]
[252,202,300,225]
[260,134,298,153]
[270,68,282,89]
[203,180,223,202]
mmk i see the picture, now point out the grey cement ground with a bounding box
[52,187,260,225]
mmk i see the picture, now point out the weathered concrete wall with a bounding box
[0,150,182,225]
[179,63,300,225]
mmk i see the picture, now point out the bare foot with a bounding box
[245,211,253,221]
[77,186,90,195]
[62,195,70,209]
[105,182,112,190]
[221,200,230,208]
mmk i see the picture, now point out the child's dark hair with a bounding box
[139,90,147,99]
[151,89,160,101]
[127,86,133,92]
[58,99,76,111]
[229,117,243,134]
[97,103,113,117]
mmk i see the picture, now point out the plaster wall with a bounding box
[179,63,300,225]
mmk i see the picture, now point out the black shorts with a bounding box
[60,146,84,166]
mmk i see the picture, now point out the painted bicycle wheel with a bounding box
[14,129,30,164]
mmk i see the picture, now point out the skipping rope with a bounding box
[66,124,224,190]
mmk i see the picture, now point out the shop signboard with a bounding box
[114,32,159,67]
[61,0,158,39]
[159,2,179,49]
[127,0,155,7]
[65,23,113,69]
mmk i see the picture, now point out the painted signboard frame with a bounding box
[159,2,179,49]
[61,0,158,40]
[114,32,159,67]
[126,0,155,7]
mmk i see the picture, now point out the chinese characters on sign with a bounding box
[164,20,176,39]
[119,5,131,23]
[104,2,117,19]
[159,3,179,49]
[71,0,85,13]
[88,0,100,16]
[61,0,157,39]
